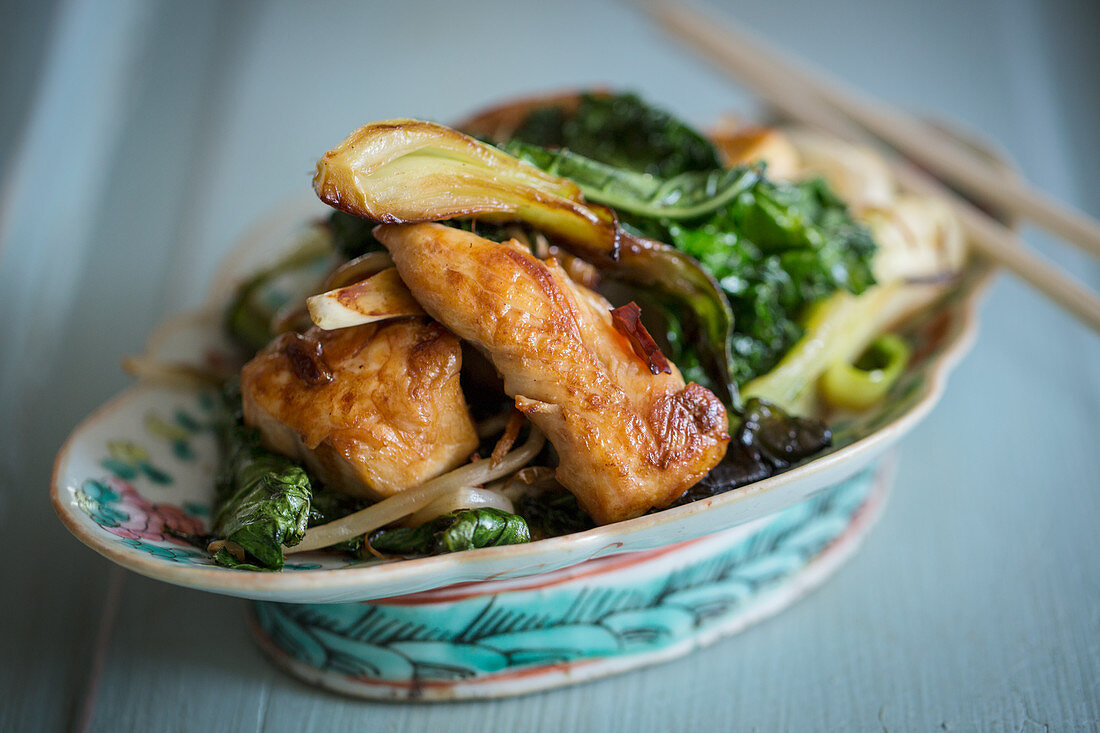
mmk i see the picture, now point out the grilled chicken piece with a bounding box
[240,319,478,499]
[374,223,730,524]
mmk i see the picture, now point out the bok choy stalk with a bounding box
[741,284,899,413]
[313,119,622,257]
[369,508,530,557]
[820,334,910,411]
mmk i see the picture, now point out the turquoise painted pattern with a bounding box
[253,464,875,684]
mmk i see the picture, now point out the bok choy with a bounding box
[369,508,530,556]
[210,383,313,570]
[313,119,622,257]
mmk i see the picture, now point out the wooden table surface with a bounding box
[2,0,1098,730]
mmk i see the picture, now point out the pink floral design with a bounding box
[79,477,205,545]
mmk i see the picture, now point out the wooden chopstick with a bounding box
[651,1,1100,335]
[655,4,1100,261]
[807,88,1100,261]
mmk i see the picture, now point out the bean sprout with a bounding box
[286,427,545,553]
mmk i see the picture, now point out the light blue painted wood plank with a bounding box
[0,1,162,731]
[0,1,235,731]
[88,580,277,733]
[0,0,62,175]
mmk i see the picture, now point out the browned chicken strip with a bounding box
[374,223,730,524]
[241,319,479,499]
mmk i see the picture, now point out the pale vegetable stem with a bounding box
[286,428,546,553]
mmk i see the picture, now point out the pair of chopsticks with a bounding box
[650,2,1100,334]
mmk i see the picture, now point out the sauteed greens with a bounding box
[210,381,313,569]
[511,92,723,178]
[370,508,530,557]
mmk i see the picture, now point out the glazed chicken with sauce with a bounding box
[374,222,730,524]
[241,319,478,500]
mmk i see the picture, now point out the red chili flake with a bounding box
[610,302,672,375]
[283,333,333,385]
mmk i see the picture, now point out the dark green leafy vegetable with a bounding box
[516,491,595,541]
[739,397,831,468]
[307,488,368,526]
[307,488,370,555]
[326,210,385,259]
[512,92,722,177]
[209,380,310,570]
[369,508,530,556]
[673,398,831,505]
[668,177,876,383]
[449,219,519,243]
[505,141,761,222]
[212,422,312,571]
